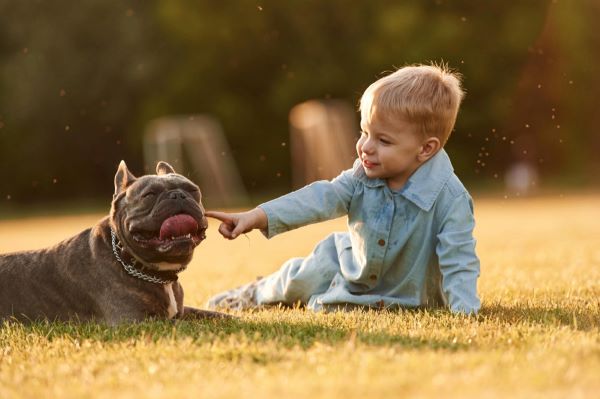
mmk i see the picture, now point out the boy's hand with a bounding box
[205,208,268,239]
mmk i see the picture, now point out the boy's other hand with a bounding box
[205,208,267,239]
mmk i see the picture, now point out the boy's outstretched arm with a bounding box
[205,208,267,239]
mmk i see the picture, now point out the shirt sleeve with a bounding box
[435,192,481,314]
[258,166,357,238]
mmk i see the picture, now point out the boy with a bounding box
[206,63,481,314]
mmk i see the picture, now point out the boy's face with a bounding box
[357,111,425,190]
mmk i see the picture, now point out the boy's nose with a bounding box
[361,138,375,154]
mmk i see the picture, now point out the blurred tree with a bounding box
[0,0,162,203]
[2,0,598,208]
[481,0,600,186]
[146,0,551,191]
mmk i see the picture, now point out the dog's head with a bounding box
[110,161,207,269]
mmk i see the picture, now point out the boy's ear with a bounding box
[418,137,441,162]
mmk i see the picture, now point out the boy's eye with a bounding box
[380,138,391,145]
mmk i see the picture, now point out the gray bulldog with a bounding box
[0,161,226,324]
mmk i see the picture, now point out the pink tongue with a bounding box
[159,214,199,240]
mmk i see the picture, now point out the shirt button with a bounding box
[378,239,385,246]
[369,274,377,281]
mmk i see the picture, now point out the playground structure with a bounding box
[143,115,249,207]
[144,101,358,206]
[289,100,358,188]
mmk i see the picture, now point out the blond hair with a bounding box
[359,63,465,145]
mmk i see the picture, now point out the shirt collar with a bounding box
[352,149,454,211]
[400,149,454,211]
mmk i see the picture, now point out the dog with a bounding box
[0,161,227,324]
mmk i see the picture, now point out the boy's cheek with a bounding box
[355,138,364,153]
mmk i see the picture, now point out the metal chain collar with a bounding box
[110,229,181,285]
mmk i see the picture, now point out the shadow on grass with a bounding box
[479,303,600,331]
[3,303,595,352]
[0,316,468,352]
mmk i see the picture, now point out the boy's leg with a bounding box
[206,233,343,310]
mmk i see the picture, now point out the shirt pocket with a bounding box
[333,233,357,277]
[334,233,370,292]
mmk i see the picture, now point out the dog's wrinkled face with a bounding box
[110,161,207,268]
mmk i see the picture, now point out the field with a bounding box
[0,194,599,398]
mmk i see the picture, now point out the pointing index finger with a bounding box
[205,211,232,222]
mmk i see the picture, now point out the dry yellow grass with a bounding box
[0,193,599,399]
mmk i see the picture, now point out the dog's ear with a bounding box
[114,160,137,197]
[156,161,176,175]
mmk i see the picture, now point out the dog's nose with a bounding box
[167,190,186,200]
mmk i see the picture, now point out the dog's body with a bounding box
[0,161,224,324]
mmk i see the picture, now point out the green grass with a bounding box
[1,193,599,398]
[1,305,598,398]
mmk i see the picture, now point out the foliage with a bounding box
[1,0,598,205]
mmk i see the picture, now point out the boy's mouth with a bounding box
[362,159,379,169]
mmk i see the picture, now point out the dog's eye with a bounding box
[142,191,156,198]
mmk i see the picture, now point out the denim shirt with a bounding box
[259,149,481,314]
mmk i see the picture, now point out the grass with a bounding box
[0,193,599,398]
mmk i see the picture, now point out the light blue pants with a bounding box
[254,233,344,305]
